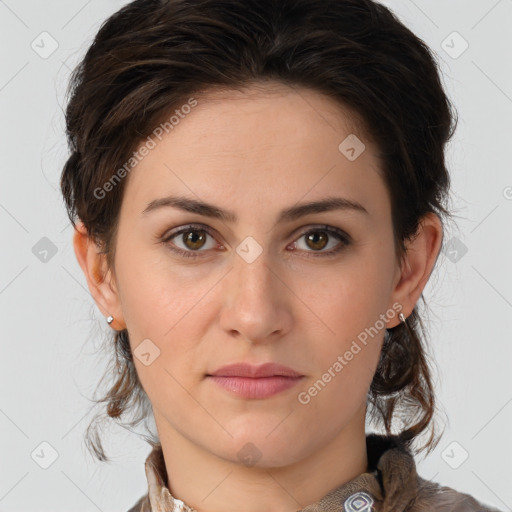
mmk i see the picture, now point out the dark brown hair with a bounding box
[61,0,457,462]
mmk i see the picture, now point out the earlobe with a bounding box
[387,212,443,328]
[72,221,126,330]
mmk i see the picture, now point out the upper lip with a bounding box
[208,362,303,378]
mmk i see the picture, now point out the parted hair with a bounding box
[60,0,457,461]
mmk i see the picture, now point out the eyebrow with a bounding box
[142,195,369,223]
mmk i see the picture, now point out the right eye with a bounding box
[161,224,221,258]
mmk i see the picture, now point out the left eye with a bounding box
[291,227,349,254]
[162,224,350,258]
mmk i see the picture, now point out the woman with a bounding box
[60,0,503,510]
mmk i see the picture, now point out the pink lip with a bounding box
[206,363,304,399]
[210,362,303,378]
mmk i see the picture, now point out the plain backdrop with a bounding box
[0,0,511,511]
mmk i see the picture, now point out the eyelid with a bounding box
[162,223,217,240]
[161,222,351,258]
[292,224,351,243]
[161,223,221,254]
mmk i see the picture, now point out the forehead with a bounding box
[190,82,369,144]
[122,83,388,221]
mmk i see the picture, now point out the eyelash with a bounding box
[161,223,351,259]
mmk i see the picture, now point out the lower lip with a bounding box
[207,375,303,399]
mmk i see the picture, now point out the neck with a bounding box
[155,411,369,512]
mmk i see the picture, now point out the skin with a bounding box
[74,83,443,512]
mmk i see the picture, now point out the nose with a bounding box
[218,246,293,344]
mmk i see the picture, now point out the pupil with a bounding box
[185,230,205,249]
[308,232,327,250]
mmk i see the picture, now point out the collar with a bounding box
[140,434,420,512]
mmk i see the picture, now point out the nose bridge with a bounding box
[232,243,277,311]
[220,241,289,341]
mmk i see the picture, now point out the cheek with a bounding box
[114,244,222,403]
[114,241,206,340]
[297,314,384,429]
[304,254,394,336]
[299,252,392,388]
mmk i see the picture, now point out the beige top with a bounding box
[127,434,503,512]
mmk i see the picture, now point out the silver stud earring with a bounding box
[106,315,114,325]
[399,312,411,331]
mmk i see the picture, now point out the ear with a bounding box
[387,212,443,328]
[72,221,126,330]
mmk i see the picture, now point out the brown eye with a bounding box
[182,230,208,250]
[292,226,351,257]
[304,231,329,251]
[163,224,350,259]
[162,224,218,258]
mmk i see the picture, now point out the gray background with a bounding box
[1,0,511,511]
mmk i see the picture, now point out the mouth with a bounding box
[208,362,303,378]
[206,362,305,399]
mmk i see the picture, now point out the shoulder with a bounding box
[366,434,503,512]
[410,477,504,512]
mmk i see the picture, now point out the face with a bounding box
[107,84,406,467]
